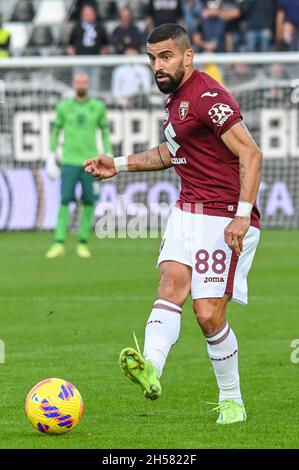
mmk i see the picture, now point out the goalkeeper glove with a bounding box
[46,152,60,180]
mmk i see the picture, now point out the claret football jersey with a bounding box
[163,70,260,228]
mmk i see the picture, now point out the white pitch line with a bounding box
[250,296,299,302]
[0,296,153,302]
[1,295,299,302]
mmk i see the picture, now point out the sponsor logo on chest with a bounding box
[171,157,187,165]
[179,101,189,120]
[164,122,187,164]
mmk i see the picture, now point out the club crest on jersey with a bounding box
[179,101,189,120]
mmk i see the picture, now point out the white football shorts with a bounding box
[157,206,260,304]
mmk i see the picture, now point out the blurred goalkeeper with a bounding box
[46,72,112,258]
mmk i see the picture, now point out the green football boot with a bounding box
[212,399,247,424]
[119,335,161,400]
[76,243,91,258]
[45,243,65,258]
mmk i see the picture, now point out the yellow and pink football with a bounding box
[25,378,84,434]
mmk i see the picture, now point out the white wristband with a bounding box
[114,155,128,173]
[236,201,253,218]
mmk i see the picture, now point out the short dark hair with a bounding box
[147,23,191,51]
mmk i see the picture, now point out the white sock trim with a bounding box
[144,304,181,377]
[205,322,229,344]
[154,299,182,313]
[207,327,242,403]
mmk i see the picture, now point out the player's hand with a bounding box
[83,155,116,180]
[224,217,250,257]
[46,159,60,180]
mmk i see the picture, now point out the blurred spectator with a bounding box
[111,47,152,107]
[110,6,143,54]
[242,0,275,52]
[0,15,10,58]
[27,26,53,52]
[218,1,243,52]
[192,0,243,52]
[276,0,299,51]
[264,63,290,101]
[268,63,289,79]
[229,62,257,84]
[183,0,203,36]
[192,29,204,52]
[146,0,183,31]
[10,0,35,22]
[67,4,109,93]
[197,0,227,52]
[67,4,108,55]
[68,0,99,21]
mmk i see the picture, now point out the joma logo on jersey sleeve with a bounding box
[208,103,234,127]
[201,91,218,98]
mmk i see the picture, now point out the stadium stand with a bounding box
[2,22,29,56]
[0,0,298,56]
[10,0,35,22]
[34,0,67,25]
[0,0,298,230]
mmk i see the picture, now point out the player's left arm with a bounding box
[221,121,262,256]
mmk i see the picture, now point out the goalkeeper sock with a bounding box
[54,204,70,243]
[143,299,181,378]
[206,322,243,405]
[79,204,94,243]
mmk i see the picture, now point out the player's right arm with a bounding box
[83,143,172,180]
[47,102,65,180]
[50,102,64,152]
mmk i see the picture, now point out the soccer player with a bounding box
[46,72,112,258]
[83,24,262,424]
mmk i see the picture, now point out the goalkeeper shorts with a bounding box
[61,164,100,204]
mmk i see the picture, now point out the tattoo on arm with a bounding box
[157,146,167,168]
[129,143,172,171]
[240,163,245,182]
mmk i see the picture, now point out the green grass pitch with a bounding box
[0,230,298,449]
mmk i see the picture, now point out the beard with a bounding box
[155,65,185,94]
[76,89,87,98]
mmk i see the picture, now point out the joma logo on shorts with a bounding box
[204,276,225,284]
